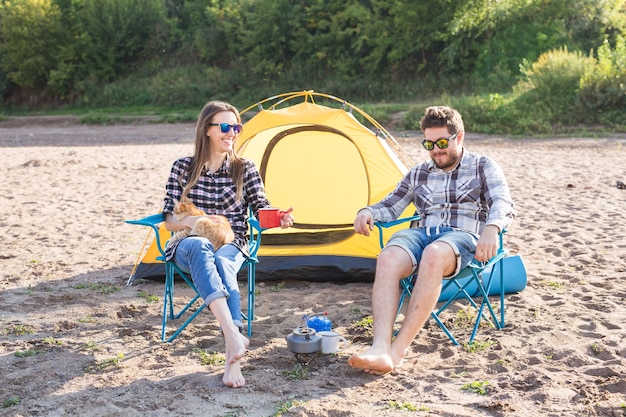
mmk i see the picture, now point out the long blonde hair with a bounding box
[182,101,245,201]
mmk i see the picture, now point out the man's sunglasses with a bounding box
[210,123,243,134]
[421,132,458,151]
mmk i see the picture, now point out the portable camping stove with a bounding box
[286,315,322,366]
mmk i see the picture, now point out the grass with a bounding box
[77,111,197,125]
[2,396,20,408]
[14,349,45,357]
[463,339,496,353]
[383,400,430,412]
[351,315,374,338]
[193,348,226,366]
[42,337,62,346]
[591,342,604,355]
[1,324,36,337]
[19,285,35,296]
[352,316,373,330]
[272,397,307,417]
[281,363,309,381]
[84,353,125,373]
[137,290,159,303]
[78,315,98,323]
[543,280,565,289]
[4,90,623,136]
[461,381,492,395]
[72,282,120,295]
[82,340,104,351]
[350,306,363,315]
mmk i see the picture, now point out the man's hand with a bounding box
[354,209,375,236]
[474,225,500,262]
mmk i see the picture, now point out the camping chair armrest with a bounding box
[373,215,421,250]
[247,209,264,258]
[126,213,167,258]
[467,228,508,268]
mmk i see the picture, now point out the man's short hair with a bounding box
[420,106,464,135]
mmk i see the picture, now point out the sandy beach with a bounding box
[1,116,625,416]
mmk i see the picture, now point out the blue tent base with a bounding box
[130,262,165,282]
[129,255,526,292]
[130,255,377,283]
[250,255,376,282]
[438,255,527,302]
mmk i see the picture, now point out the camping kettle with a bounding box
[307,312,332,332]
[286,316,322,354]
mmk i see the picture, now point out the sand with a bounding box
[1,116,625,417]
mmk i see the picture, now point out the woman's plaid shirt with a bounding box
[163,156,270,258]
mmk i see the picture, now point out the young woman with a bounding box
[162,100,294,388]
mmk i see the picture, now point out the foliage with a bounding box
[76,0,169,81]
[193,348,225,366]
[400,41,624,135]
[445,0,626,88]
[384,400,427,411]
[2,396,20,408]
[516,46,596,124]
[281,363,308,380]
[579,36,626,124]
[84,353,125,373]
[0,0,625,133]
[461,380,491,395]
[0,0,66,88]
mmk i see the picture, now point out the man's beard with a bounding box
[432,149,461,170]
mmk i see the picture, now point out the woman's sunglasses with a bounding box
[421,132,458,151]
[210,123,243,134]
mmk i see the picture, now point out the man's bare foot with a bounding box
[223,333,249,388]
[347,347,394,375]
[389,344,408,370]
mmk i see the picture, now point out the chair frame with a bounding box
[374,216,508,346]
[126,211,263,341]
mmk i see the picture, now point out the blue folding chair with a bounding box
[126,210,263,341]
[375,216,525,345]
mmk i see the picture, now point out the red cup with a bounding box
[258,208,281,228]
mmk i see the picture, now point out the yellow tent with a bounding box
[234,91,414,281]
[128,91,415,282]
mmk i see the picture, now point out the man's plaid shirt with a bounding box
[366,149,516,235]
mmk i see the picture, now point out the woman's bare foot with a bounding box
[222,333,249,388]
[347,346,394,375]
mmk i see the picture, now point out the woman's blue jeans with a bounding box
[172,237,246,330]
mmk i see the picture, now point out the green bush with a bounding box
[519,46,595,110]
[77,0,168,81]
[579,36,626,124]
[0,0,66,88]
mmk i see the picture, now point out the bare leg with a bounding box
[390,243,456,367]
[348,246,412,374]
[208,297,249,388]
[348,242,457,375]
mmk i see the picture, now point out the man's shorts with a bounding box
[385,226,478,278]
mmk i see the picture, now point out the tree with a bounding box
[0,0,66,89]
[76,0,168,80]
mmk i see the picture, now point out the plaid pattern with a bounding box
[367,150,516,234]
[163,156,270,258]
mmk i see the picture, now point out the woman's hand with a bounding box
[279,207,294,228]
[164,213,203,232]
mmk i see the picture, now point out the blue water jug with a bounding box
[307,312,332,332]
